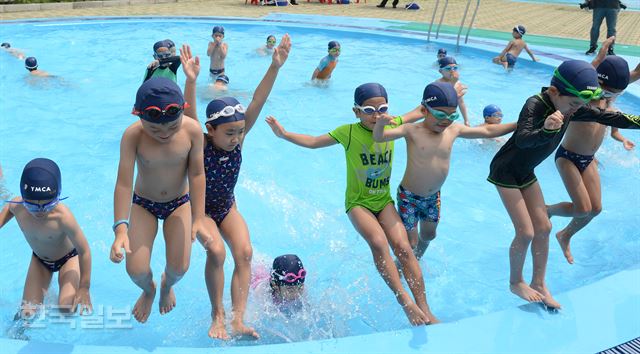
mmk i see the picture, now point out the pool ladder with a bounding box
[427,0,481,50]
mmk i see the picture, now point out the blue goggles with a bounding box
[423,104,460,121]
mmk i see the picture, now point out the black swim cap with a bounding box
[25,57,37,70]
[1,43,10,48]
[20,158,61,201]
[272,254,305,286]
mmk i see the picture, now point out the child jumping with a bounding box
[492,25,537,70]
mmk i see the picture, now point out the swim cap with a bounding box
[153,40,167,53]
[164,39,175,50]
[438,56,457,68]
[550,60,599,96]
[20,158,61,201]
[134,77,185,123]
[514,25,526,36]
[212,26,225,35]
[483,104,502,118]
[216,74,229,84]
[205,96,245,126]
[405,2,420,9]
[597,56,630,90]
[1,42,10,48]
[354,83,388,106]
[272,254,305,286]
[422,82,458,108]
[437,48,447,56]
[328,41,340,50]
[25,57,38,70]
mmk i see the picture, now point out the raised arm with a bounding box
[458,95,470,126]
[63,209,93,315]
[458,122,516,139]
[373,114,409,142]
[265,116,337,149]
[109,127,136,263]
[0,201,15,229]
[244,34,291,135]
[610,127,635,150]
[592,36,615,69]
[180,44,200,121]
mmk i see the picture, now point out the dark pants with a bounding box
[590,8,618,47]
[379,0,399,6]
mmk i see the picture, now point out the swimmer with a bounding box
[143,40,181,83]
[257,35,277,56]
[1,42,25,60]
[213,74,229,91]
[24,57,51,77]
[311,41,340,81]
[492,25,538,70]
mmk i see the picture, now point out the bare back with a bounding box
[506,39,526,57]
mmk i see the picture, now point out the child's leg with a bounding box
[126,204,159,323]
[20,254,53,319]
[414,220,438,261]
[348,206,428,326]
[160,201,193,315]
[198,217,228,340]
[547,158,592,218]
[379,204,438,324]
[521,183,561,309]
[496,185,544,303]
[57,255,80,314]
[219,206,259,339]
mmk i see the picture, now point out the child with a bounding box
[0,158,92,318]
[24,57,51,77]
[266,82,436,325]
[482,104,503,125]
[269,254,306,308]
[109,74,213,323]
[180,36,291,339]
[1,42,25,60]
[311,41,340,81]
[373,82,515,260]
[143,40,181,83]
[437,48,447,61]
[208,26,228,80]
[487,60,639,309]
[492,25,537,70]
[213,74,229,91]
[437,57,470,126]
[547,53,634,264]
[257,35,277,56]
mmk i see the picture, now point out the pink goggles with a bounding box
[271,268,306,284]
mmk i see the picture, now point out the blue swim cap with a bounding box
[405,2,420,9]
[597,56,630,90]
[272,254,305,286]
[205,96,245,126]
[25,57,37,70]
[134,77,185,123]
[438,56,457,68]
[354,83,388,106]
[216,74,229,84]
[164,39,175,50]
[1,42,10,48]
[328,41,340,50]
[212,26,225,35]
[437,48,447,55]
[153,40,167,53]
[20,158,61,201]
[483,104,502,118]
[422,82,458,108]
[550,60,599,96]
[514,25,526,36]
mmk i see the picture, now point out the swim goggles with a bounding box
[267,39,276,44]
[6,196,68,213]
[553,68,603,103]
[154,51,172,60]
[272,268,306,283]
[441,65,459,71]
[206,103,246,123]
[423,105,461,121]
[133,103,186,121]
[354,103,389,115]
[602,89,623,99]
[329,48,341,54]
[487,112,503,119]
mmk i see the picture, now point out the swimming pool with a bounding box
[0,16,639,351]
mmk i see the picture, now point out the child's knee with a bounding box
[233,244,253,264]
[514,226,535,242]
[591,203,602,216]
[126,264,152,281]
[166,263,189,279]
[368,236,390,257]
[534,219,552,237]
[419,230,437,242]
[206,243,226,265]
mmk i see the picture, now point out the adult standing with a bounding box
[377,0,399,8]
[586,0,620,55]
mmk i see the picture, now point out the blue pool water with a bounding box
[0,18,639,348]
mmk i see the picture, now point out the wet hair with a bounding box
[1,42,10,48]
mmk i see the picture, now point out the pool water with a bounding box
[0,19,639,347]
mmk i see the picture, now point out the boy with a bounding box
[24,57,51,77]
[311,41,340,81]
[213,74,229,91]
[1,42,25,60]
[492,25,537,70]
[0,158,92,318]
[373,82,515,259]
[144,40,181,83]
[109,75,213,323]
[208,26,228,80]
[437,57,470,126]
[266,83,437,325]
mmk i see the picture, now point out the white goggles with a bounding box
[206,104,246,123]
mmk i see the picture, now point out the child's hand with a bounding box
[455,83,468,98]
[109,233,130,263]
[191,216,210,243]
[623,139,636,150]
[272,34,291,68]
[73,288,93,315]
[544,110,564,130]
[180,44,200,82]
[602,36,616,50]
[376,113,395,126]
[148,60,159,70]
[265,116,286,138]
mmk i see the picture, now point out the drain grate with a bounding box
[599,337,640,354]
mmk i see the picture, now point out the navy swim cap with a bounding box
[328,41,340,50]
[153,40,167,53]
[272,254,305,286]
[514,25,526,36]
[438,56,457,68]
[483,104,502,118]
[20,158,61,201]
[437,48,447,55]
[597,56,630,90]
[164,39,175,50]
[205,96,245,126]
[422,82,458,108]
[354,83,388,106]
[1,42,10,48]
[212,26,225,35]
[405,2,420,9]
[25,57,37,70]
[216,74,229,84]
[134,77,185,123]
[551,60,599,96]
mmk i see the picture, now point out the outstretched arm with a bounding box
[180,44,200,121]
[373,114,409,142]
[524,44,537,62]
[458,122,516,139]
[266,116,337,149]
[592,36,615,68]
[572,106,640,128]
[610,127,636,150]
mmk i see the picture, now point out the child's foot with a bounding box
[133,281,156,323]
[556,230,574,264]
[208,312,230,340]
[530,284,562,309]
[159,273,176,315]
[509,282,544,303]
[402,301,429,326]
[231,319,260,340]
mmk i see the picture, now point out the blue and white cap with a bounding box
[216,75,230,84]
[514,25,526,36]
[20,158,61,201]
[25,57,37,70]
[205,96,245,126]
[437,48,447,56]
[422,82,458,108]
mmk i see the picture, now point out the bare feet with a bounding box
[159,273,176,315]
[231,319,259,340]
[133,281,156,323]
[556,230,574,264]
[510,282,544,303]
[208,311,230,340]
[402,301,429,326]
[530,283,562,309]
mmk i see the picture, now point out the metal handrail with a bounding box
[456,0,473,49]
[427,0,440,42]
[435,0,449,39]
[464,0,481,44]
[429,0,482,49]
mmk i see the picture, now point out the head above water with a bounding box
[483,104,503,119]
[438,56,457,69]
[25,57,37,71]
[1,42,10,49]
[513,25,526,37]
[328,41,340,51]
[212,26,225,36]
[271,254,306,286]
[354,82,388,107]
[437,48,447,58]
[20,158,61,201]
[215,74,230,85]
[597,55,630,91]
[133,77,186,124]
